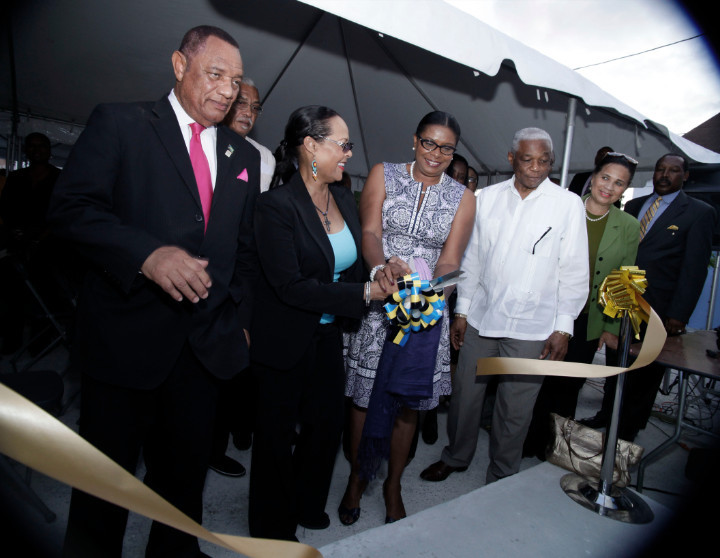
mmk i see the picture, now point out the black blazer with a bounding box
[48,96,260,388]
[250,173,366,370]
[568,171,591,196]
[625,190,716,322]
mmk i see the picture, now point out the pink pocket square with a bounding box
[237,168,248,182]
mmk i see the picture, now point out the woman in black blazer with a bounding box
[248,106,390,541]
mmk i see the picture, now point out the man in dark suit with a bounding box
[48,26,259,557]
[582,153,715,440]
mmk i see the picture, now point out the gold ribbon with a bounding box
[477,266,666,378]
[0,384,321,558]
[599,266,648,339]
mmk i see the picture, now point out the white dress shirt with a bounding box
[168,90,218,188]
[245,136,276,193]
[456,176,589,340]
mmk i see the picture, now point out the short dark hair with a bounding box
[24,132,51,149]
[447,153,468,178]
[657,152,689,172]
[593,153,637,184]
[270,105,340,189]
[415,111,461,142]
[179,25,239,62]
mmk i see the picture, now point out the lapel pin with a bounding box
[225,145,234,158]
[667,225,678,230]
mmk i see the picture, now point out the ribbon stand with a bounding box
[560,313,654,523]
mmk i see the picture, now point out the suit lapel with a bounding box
[150,96,201,208]
[625,195,647,219]
[642,191,688,243]
[597,206,622,255]
[333,185,362,252]
[214,126,238,194]
[290,176,335,276]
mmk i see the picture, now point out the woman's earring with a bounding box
[312,158,318,181]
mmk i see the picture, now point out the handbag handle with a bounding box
[561,417,604,474]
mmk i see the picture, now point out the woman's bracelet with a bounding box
[369,264,386,282]
[364,281,371,306]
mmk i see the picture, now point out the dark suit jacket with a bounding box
[250,173,366,371]
[625,190,716,323]
[48,96,260,388]
[568,171,591,196]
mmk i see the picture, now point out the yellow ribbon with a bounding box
[599,266,649,339]
[0,384,321,558]
[477,266,666,378]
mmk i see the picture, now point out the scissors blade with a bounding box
[429,270,465,289]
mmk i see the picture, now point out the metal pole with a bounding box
[706,249,719,329]
[560,311,653,523]
[598,314,631,497]
[559,97,577,189]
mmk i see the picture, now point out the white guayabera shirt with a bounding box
[456,176,589,340]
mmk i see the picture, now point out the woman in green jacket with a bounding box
[524,152,640,458]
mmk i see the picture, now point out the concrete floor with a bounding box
[1,345,719,557]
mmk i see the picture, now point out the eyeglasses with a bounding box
[416,135,456,156]
[467,177,478,183]
[319,136,354,153]
[604,152,638,165]
[235,99,263,115]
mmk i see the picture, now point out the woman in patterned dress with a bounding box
[340,111,476,524]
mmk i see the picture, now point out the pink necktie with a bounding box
[189,122,213,232]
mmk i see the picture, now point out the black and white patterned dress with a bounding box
[344,162,466,410]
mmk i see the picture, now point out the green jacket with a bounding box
[584,201,640,340]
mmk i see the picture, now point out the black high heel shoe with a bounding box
[383,480,406,524]
[338,503,361,526]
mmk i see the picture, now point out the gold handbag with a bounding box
[546,413,644,488]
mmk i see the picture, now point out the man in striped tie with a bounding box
[581,153,716,440]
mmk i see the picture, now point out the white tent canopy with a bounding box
[2,0,718,187]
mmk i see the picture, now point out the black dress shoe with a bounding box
[232,431,252,451]
[209,455,246,477]
[419,460,468,482]
[298,512,330,530]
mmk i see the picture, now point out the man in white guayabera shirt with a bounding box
[421,127,589,485]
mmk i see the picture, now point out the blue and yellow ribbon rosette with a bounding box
[384,272,445,346]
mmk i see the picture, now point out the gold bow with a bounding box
[476,267,666,379]
[599,266,649,338]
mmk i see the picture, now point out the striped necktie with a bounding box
[639,196,662,241]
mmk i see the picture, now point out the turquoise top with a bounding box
[320,222,357,324]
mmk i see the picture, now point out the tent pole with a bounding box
[6,9,20,170]
[260,12,324,105]
[706,250,719,329]
[559,97,577,189]
[338,18,371,175]
[367,29,492,176]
